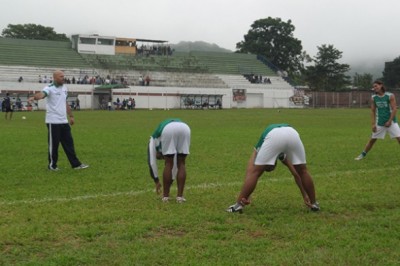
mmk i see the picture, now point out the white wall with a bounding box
[77,43,115,55]
[0,82,296,109]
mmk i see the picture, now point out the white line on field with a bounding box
[0,167,396,206]
[0,180,279,206]
[0,182,241,205]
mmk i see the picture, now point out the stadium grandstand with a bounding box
[0,35,298,110]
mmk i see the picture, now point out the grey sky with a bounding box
[1,0,399,71]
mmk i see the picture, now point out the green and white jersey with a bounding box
[151,118,182,153]
[151,118,182,139]
[255,123,290,150]
[148,118,182,181]
[373,92,397,126]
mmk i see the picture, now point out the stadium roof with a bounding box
[135,38,168,43]
[95,84,127,90]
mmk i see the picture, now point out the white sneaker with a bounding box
[176,197,186,203]
[74,164,89,169]
[162,197,169,202]
[310,202,320,212]
[48,166,59,171]
[226,203,243,213]
[354,154,365,160]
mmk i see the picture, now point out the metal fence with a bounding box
[303,90,400,108]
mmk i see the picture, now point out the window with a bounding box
[79,37,96,44]
[97,38,114,45]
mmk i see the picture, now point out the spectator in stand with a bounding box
[264,77,272,84]
[139,76,144,86]
[39,75,42,83]
[145,75,151,86]
[18,76,23,82]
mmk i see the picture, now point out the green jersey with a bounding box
[372,92,397,126]
[255,123,290,150]
[151,118,182,139]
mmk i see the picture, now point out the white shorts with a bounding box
[254,127,306,165]
[161,122,191,155]
[371,122,400,139]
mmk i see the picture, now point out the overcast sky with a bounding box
[1,0,399,73]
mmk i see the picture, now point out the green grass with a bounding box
[1,108,399,265]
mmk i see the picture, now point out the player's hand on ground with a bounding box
[303,195,312,208]
[155,182,162,194]
[240,197,251,205]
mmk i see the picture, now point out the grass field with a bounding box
[0,108,399,265]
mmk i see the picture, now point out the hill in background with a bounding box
[171,41,384,80]
[171,41,232,53]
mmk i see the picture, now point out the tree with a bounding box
[236,17,303,74]
[353,73,374,90]
[383,56,400,88]
[1,24,69,41]
[303,44,351,91]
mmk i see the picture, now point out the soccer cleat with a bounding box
[226,203,243,213]
[310,202,320,212]
[162,197,169,202]
[176,196,186,203]
[74,164,89,170]
[354,153,365,160]
[48,166,59,171]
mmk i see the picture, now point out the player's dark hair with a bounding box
[373,80,385,93]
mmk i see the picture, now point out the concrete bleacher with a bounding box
[0,38,91,69]
[0,65,97,83]
[95,69,228,88]
[0,37,289,91]
[186,51,277,76]
[217,74,293,90]
[81,52,208,73]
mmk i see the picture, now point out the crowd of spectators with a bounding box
[244,74,272,84]
[137,44,173,56]
[35,73,155,87]
[102,97,136,111]
[38,74,130,86]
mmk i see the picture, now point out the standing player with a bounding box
[28,70,88,171]
[226,123,319,213]
[148,118,190,203]
[355,80,400,160]
[3,93,13,120]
